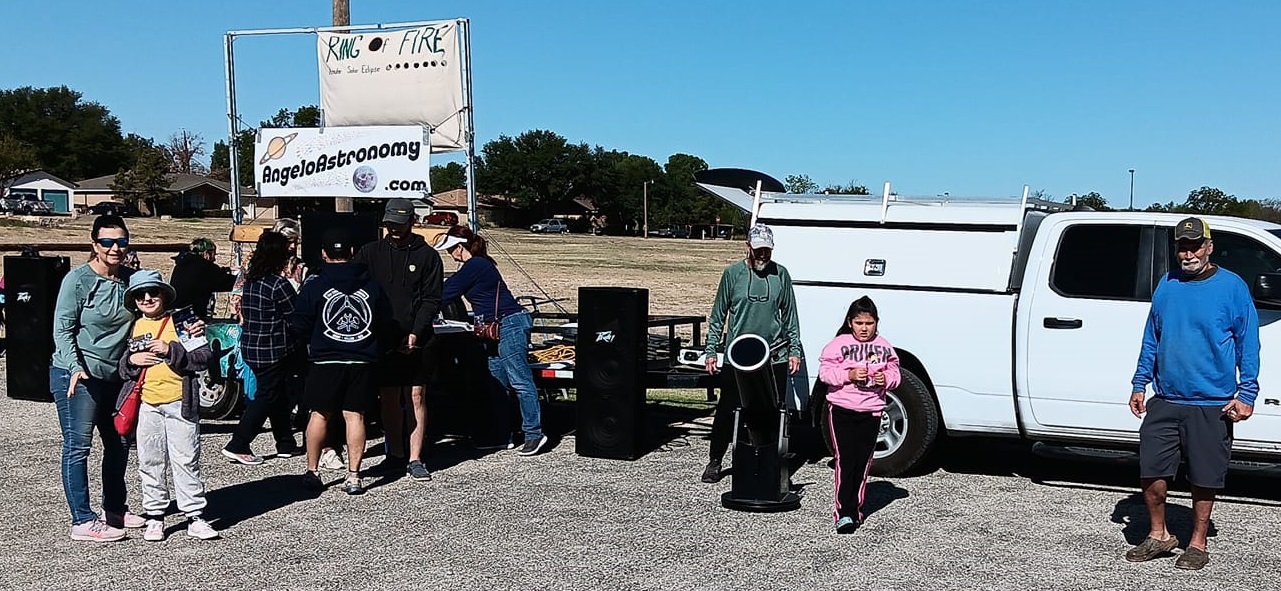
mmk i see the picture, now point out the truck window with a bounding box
[1051,225,1145,300]
[1194,231,1281,284]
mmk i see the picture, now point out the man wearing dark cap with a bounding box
[292,227,393,495]
[355,198,443,481]
[169,238,236,320]
[1126,216,1260,570]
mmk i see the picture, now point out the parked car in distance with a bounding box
[651,225,691,239]
[530,219,570,234]
[424,211,459,226]
[87,201,139,217]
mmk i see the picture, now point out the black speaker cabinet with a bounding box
[575,286,649,460]
[299,212,381,270]
[4,255,71,402]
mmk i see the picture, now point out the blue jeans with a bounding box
[50,366,129,526]
[486,311,543,442]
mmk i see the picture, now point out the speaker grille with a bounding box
[4,256,70,402]
[575,287,648,460]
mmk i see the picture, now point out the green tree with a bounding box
[1183,186,1239,216]
[0,132,38,191]
[111,146,172,215]
[822,181,870,195]
[0,86,131,181]
[1064,191,1111,211]
[430,162,467,192]
[785,174,819,194]
[475,130,593,215]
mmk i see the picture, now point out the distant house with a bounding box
[1,170,77,214]
[74,173,247,216]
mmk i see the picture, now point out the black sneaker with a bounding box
[406,460,433,481]
[701,459,723,483]
[301,470,324,492]
[367,456,406,476]
[276,445,304,459]
[517,435,549,456]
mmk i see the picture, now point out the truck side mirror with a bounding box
[1252,273,1281,305]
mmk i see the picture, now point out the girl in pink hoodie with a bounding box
[818,296,901,534]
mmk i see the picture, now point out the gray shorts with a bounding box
[1139,397,1234,489]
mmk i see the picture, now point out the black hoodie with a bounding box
[169,251,237,319]
[354,233,443,342]
[290,262,395,363]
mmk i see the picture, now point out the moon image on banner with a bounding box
[259,132,299,164]
[352,166,378,193]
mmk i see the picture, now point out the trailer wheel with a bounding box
[870,369,938,477]
[198,370,243,420]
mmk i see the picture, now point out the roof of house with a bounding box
[2,169,78,188]
[76,173,248,195]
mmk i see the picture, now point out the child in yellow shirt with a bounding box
[118,270,218,541]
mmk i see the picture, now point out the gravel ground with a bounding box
[2,358,1280,591]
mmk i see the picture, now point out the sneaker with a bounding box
[69,520,126,542]
[221,448,265,466]
[186,517,220,540]
[319,448,345,471]
[275,445,304,459]
[367,456,406,476]
[105,511,146,529]
[406,460,433,481]
[517,435,549,456]
[1125,535,1180,562]
[302,470,325,492]
[343,476,365,495]
[143,519,165,542]
[701,459,723,484]
[835,516,858,534]
[476,440,517,451]
[1175,546,1210,570]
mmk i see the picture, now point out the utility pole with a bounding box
[643,180,652,238]
[1128,169,1135,211]
[333,0,353,213]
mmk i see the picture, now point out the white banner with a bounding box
[318,22,465,152]
[253,125,430,198]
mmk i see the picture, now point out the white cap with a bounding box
[433,234,467,252]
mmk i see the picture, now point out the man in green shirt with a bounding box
[701,223,802,483]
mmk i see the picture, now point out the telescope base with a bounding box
[721,491,802,513]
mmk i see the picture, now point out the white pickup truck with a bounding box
[696,170,1281,476]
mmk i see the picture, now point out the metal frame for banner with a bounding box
[222,18,478,234]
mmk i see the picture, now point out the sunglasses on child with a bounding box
[132,288,163,300]
[95,237,130,249]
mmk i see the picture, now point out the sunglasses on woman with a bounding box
[95,237,130,249]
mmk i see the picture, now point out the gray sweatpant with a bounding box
[136,400,208,517]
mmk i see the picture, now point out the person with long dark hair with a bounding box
[435,225,548,456]
[222,231,301,464]
[51,215,145,541]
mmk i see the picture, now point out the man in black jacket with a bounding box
[355,199,443,481]
[292,227,394,495]
[169,238,236,319]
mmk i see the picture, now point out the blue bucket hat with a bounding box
[124,269,176,311]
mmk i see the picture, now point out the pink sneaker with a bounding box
[69,520,126,542]
[105,511,146,529]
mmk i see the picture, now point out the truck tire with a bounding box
[871,369,938,476]
[197,370,243,420]
[816,368,938,477]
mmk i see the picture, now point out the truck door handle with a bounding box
[1043,317,1083,329]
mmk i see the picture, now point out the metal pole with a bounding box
[461,19,479,232]
[1128,169,1135,211]
[223,34,243,222]
[643,180,650,238]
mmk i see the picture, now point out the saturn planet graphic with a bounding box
[259,132,299,164]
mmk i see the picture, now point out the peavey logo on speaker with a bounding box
[595,330,616,343]
[16,291,31,303]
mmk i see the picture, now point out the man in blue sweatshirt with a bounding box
[1126,217,1260,570]
[292,227,394,495]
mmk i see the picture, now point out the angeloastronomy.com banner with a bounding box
[254,125,430,198]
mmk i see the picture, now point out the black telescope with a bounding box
[720,334,801,512]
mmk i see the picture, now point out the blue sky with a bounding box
[2,1,1277,206]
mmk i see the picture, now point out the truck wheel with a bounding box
[198,370,243,420]
[870,369,938,477]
